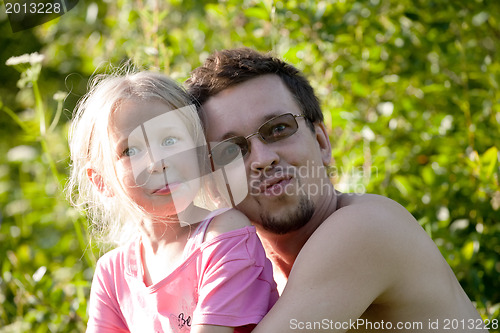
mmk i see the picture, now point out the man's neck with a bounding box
[255,190,340,279]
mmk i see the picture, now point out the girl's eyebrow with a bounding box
[141,123,184,135]
[114,124,188,151]
[114,138,131,156]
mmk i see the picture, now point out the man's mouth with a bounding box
[259,176,293,196]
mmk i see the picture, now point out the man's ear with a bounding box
[87,168,114,197]
[314,122,333,167]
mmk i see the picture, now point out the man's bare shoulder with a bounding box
[293,193,448,304]
[336,192,407,213]
[323,193,418,236]
[305,193,481,316]
[309,193,441,272]
[275,193,423,329]
[255,193,485,332]
[293,194,418,287]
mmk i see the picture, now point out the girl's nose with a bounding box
[148,159,168,173]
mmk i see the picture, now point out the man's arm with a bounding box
[253,197,412,333]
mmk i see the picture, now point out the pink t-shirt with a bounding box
[86,212,278,332]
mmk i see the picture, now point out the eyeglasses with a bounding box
[209,113,306,166]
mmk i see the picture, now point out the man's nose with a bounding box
[247,136,280,172]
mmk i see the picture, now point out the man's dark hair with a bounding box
[186,48,323,127]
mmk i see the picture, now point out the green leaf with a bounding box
[393,175,411,197]
[480,146,499,180]
[461,240,478,261]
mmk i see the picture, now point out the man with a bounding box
[186,48,487,332]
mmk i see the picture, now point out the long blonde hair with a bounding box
[66,69,206,246]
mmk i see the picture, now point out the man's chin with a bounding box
[257,196,315,235]
[236,194,292,222]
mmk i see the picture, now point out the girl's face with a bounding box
[109,99,202,218]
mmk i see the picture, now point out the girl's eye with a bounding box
[162,137,178,146]
[122,147,140,157]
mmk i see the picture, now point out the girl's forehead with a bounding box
[110,99,190,136]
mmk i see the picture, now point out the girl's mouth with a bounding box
[153,182,182,195]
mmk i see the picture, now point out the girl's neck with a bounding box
[140,220,188,253]
[138,205,212,286]
[139,204,210,253]
[140,224,192,286]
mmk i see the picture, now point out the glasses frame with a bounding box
[209,113,306,165]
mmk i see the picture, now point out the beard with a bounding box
[259,194,315,235]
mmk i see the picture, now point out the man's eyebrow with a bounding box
[217,112,285,140]
[220,131,239,141]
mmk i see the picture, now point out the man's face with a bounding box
[202,74,331,234]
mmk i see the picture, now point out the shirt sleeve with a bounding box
[192,227,279,328]
[86,255,130,333]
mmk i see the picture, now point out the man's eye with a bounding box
[212,141,242,165]
[221,144,240,158]
[270,124,288,136]
[123,147,140,157]
[162,137,178,146]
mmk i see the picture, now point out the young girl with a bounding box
[67,70,278,333]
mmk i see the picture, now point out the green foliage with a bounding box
[1,0,499,331]
[1,52,94,332]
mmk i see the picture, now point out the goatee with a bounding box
[260,195,315,235]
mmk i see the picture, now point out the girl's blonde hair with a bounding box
[66,69,206,247]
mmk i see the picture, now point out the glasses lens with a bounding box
[211,136,248,166]
[260,114,299,143]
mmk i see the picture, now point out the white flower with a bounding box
[144,47,159,56]
[377,102,394,116]
[7,145,38,162]
[361,126,376,141]
[53,91,67,101]
[6,52,45,66]
[6,54,30,66]
[33,266,47,282]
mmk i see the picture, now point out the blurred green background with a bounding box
[1,0,499,331]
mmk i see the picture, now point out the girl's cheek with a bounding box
[122,174,138,188]
[115,165,135,188]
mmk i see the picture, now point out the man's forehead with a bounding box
[201,76,300,141]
